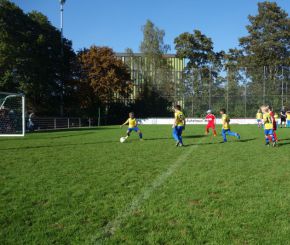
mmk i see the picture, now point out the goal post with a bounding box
[0,92,25,137]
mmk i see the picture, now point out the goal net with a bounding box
[0,92,25,136]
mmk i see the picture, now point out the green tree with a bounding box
[0,0,78,116]
[174,29,223,116]
[239,1,290,110]
[140,20,175,98]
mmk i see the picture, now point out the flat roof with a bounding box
[116,53,178,58]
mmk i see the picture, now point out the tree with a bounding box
[239,1,290,109]
[174,30,223,116]
[139,20,174,98]
[78,46,132,105]
[0,0,78,116]
[240,2,290,68]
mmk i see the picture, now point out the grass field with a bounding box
[1,125,290,244]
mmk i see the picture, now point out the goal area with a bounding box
[0,92,25,137]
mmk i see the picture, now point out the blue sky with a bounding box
[13,0,290,53]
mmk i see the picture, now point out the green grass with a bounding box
[1,125,290,244]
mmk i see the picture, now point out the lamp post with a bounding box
[59,0,66,116]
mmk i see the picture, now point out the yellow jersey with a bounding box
[256,112,262,120]
[287,113,290,120]
[126,118,137,128]
[263,113,273,130]
[222,114,230,130]
[175,111,185,126]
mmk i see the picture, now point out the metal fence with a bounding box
[181,66,290,117]
[29,117,97,131]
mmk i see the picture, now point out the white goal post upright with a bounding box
[0,92,25,137]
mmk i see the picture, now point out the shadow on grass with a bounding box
[144,137,172,141]
[277,141,290,147]
[237,138,257,143]
[0,127,115,141]
[278,138,290,142]
[183,138,257,147]
[0,140,117,151]
[183,135,206,139]
[34,126,116,133]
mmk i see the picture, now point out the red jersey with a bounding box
[269,111,275,122]
[206,114,216,126]
[269,111,277,130]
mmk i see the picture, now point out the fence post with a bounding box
[282,67,284,107]
[263,66,266,105]
[79,118,81,128]
[244,83,247,118]
[98,107,101,126]
[68,118,70,128]
[226,67,229,113]
[89,118,91,128]
[54,118,56,129]
[209,67,212,109]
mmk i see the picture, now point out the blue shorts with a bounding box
[264,129,273,135]
[128,127,140,132]
[257,119,261,123]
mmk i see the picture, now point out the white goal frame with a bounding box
[0,92,25,137]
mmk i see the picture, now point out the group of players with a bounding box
[256,106,290,146]
[120,105,240,146]
[120,104,290,147]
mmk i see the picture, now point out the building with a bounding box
[116,53,185,101]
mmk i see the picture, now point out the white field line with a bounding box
[93,137,207,244]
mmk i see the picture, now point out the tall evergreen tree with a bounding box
[239,1,290,109]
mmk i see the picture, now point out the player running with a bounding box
[220,108,240,143]
[256,109,263,128]
[205,110,217,136]
[120,112,143,140]
[261,106,276,146]
[172,105,186,147]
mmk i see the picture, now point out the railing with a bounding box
[29,117,96,131]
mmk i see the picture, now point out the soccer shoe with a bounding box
[265,142,270,147]
[176,141,180,147]
[272,141,277,147]
[237,134,241,140]
[179,143,184,147]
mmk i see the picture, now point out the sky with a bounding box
[13,0,290,53]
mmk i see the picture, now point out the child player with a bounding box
[268,106,278,142]
[220,108,240,143]
[205,110,217,136]
[256,109,263,128]
[172,105,186,147]
[261,106,276,147]
[120,112,143,140]
[287,110,290,128]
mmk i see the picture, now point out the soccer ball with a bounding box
[120,137,126,143]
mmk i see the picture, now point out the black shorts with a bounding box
[281,117,286,122]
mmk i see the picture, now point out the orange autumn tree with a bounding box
[79,46,132,105]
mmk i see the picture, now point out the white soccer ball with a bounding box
[120,137,126,143]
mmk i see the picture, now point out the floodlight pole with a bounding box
[226,67,229,113]
[244,67,247,118]
[282,67,284,107]
[263,66,266,105]
[60,0,66,116]
[209,66,212,110]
